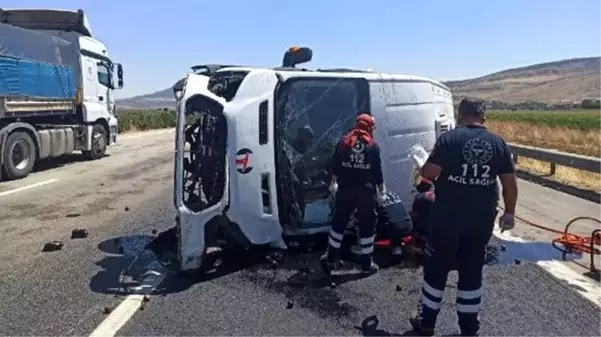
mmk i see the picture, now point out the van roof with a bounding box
[215,66,450,91]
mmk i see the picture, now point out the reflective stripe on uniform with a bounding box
[328,229,344,248]
[420,281,444,311]
[457,303,480,313]
[359,235,375,245]
[457,288,482,300]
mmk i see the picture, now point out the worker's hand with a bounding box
[376,192,387,205]
[329,182,338,195]
[499,212,515,232]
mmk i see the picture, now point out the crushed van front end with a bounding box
[174,74,230,271]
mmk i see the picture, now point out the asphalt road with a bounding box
[0,129,599,336]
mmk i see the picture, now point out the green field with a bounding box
[116,109,175,133]
[115,108,601,134]
[486,109,600,131]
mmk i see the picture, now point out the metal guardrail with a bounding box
[509,143,600,175]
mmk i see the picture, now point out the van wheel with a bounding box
[2,131,36,180]
[83,124,108,160]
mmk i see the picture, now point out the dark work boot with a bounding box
[320,248,338,275]
[359,255,379,275]
[409,310,435,336]
[458,313,480,336]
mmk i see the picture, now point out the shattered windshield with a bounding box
[275,77,370,227]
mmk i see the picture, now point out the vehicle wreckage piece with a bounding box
[171,47,455,272]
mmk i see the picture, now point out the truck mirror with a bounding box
[115,63,124,89]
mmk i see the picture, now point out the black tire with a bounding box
[1,131,36,180]
[82,124,108,160]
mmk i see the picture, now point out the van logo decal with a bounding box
[235,148,253,174]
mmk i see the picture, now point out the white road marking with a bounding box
[0,179,58,197]
[89,295,146,337]
[89,264,167,337]
[118,129,174,140]
[493,228,601,307]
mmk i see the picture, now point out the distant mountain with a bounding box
[117,88,174,110]
[444,57,600,103]
[117,56,601,109]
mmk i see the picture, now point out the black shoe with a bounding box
[361,261,380,275]
[459,327,480,336]
[319,255,334,275]
[409,311,435,336]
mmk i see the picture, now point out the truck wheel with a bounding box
[1,131,36,180]
[83,124,108,160]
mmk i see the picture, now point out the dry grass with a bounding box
[487,120,600,191]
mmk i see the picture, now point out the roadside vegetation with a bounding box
[486,109,600,192]
[116,109,175,133]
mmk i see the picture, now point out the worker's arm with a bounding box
[419,137,446,180]
[498,140,518,214]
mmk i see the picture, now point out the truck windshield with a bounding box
[275,77,371,228]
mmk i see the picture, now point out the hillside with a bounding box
[117,57,601,109]
[444,57,600,103]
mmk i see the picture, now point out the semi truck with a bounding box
[0,8,123,181]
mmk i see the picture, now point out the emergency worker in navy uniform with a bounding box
[349,191,414,258]
[410,98,518,336]
[321,114,386,275]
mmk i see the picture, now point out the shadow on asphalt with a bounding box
[90,234,161,296]
[355,316,461,337]
[88,229,584,298]
[33,153,110,174]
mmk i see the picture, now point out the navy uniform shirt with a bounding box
[375,192,413,235]
[427,124,515,215]
[332,138,384,192]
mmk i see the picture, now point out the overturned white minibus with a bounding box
[172,47,455,271]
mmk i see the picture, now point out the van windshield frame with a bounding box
[273,76,371,228]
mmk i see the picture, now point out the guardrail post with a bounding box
[550,162,556,176]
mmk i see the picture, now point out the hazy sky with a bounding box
[4,0,600,98]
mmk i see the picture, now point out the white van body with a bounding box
[174,67,455,271]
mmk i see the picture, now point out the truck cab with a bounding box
[173,47,455,271]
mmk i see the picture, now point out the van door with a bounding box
[274,76,371,233]
[174,74,229,271]
[369,80,440,205]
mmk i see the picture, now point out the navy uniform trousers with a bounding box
[327,188,377,269]
[417,208,497,333]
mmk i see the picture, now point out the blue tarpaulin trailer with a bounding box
[0,22,79,99]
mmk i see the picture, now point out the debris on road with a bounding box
[99,183,104,186]
[286,300,294,309]
[395,285,402,292]
[151,229,157,235]
[103,306,112,314]
[71,228,89,239]
[124,206,130,211]
[65,213,80,218]
[515,258,522,265]
[42,241,64,252]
